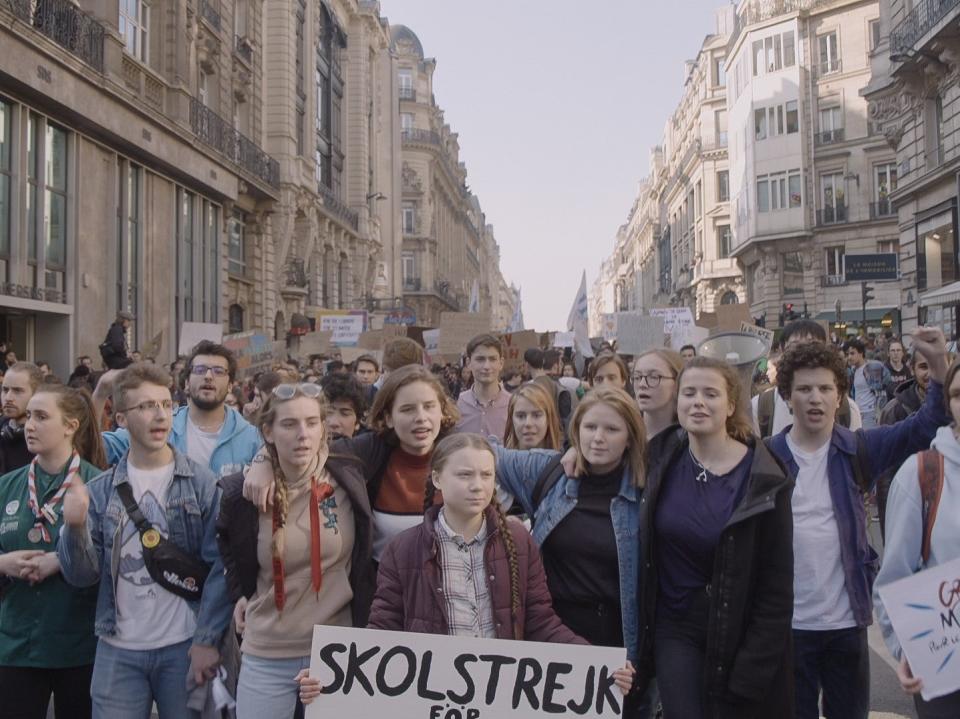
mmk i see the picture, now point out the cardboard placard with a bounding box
[296,331,333,358]
[615,312,666,355]
[222,331,274,377]
[499,330,540,372]
[438,312,492,356]
[340,347,382,366]
[358,330,384,351]
[877,556,960,701]
[739,322,776,349]
[315,310,368,346]
[553,331,575,348]
[716,304,752,332]
[601,314,618,342]
[306,625,627,719]
[178,322,223,356]
[422,329,440,356]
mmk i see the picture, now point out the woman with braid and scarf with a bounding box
[298,433,635,706]
[216,383,374,719]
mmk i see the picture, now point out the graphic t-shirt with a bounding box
[104,461,197,650]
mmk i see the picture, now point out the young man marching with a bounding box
[58,364,231,718]
[455,334,511,437]
[767,327,951,719]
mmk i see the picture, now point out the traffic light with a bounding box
[783,303,798,321]
[861,283,875,306]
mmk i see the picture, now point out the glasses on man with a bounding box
[190,364,230,377]
[631,372,676,388]
[272,383,323,400]
[120,399,175,414]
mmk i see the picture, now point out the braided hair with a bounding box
[428,433,522,640]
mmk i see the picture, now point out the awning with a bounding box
[919,281,960,308]
[815,307,897,323]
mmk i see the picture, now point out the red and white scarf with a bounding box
[27,452,81,542]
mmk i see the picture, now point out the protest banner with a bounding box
[553,331,575,348]
[223,331,275,377]
[438,312,492,356]
[306,625,627,719]
[649,307,703,348]
[739,322,775,350]
[600,314,618,343]
[614,312,665,355]
[500,330,540,372]
[296,331,333,359]
[315,310,368,346]
[178,322,223,356]
[877,556,960,700]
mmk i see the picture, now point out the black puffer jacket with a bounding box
[636,434,795,719]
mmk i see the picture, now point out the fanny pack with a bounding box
[116,481,211,601]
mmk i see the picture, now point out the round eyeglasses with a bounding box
[630,373,676,388]
[272,383,323,400]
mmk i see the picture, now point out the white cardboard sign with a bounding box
[877,556,960,700]
[306,625,627,719]
[178,322,223,356]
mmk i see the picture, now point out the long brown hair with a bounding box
[424,433,521,640]
[568,386,647,487]
[32,385,107,470]
[678,356,753,443]
[503,382,563,450]
[368,365,460,437]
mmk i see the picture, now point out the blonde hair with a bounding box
[678,356,753,443]
[568,386,647,487]
[503,382,563,451]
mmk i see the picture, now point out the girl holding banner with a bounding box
[503,382,564,451]
[874,359,960,718]
[0,385,107,719]
[217,383,375,719]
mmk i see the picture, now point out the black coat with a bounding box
[102,322,131,370]
[636,433,795,719]
[216,452,376,628]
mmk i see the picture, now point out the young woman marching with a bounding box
[631,349,684,446]
[0,385,107,719]
[298,433,635,705]
[636,356,794,719]
[588,354,630,390]
[216,383,374,719]
[874,358,960,718]
[503,382,564,451]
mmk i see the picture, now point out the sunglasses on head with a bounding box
[272,383,323,400]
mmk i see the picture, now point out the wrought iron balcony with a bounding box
[189,98,280,188]
[870,199,896,219]
[317,182,359,231]
[283,258,308,288]
[7,0,105,72]
[890,0,960,56]
[401,128,441,146]
[402,277,421,291]
[198,0,221,29]
[234,35,253,64]
[815,128,845,145]
[399,86,416,101]
[816,204,848,226]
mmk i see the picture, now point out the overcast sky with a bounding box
[379,0,729,331]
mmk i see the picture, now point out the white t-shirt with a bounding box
[186,416,220,470]
[105,461,197,650]
[787,434,855,631]
[750,390,863,436]
[853,366,877,429]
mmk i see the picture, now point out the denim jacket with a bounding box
[493,446,641,661]
[767,378,949,628]
[57,447,232,647]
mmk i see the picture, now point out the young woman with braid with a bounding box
[0,385,107,719]
[297,433,635,705]
[216,383,374,719]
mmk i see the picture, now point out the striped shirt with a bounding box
[435,510,496,638]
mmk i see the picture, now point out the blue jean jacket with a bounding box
[767,379,949,628]
[494,446,641,662]
[57,447,232,647]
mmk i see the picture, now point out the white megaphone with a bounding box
[697,332,772,422]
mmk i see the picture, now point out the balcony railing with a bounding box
[399,86,416,101]
[198,0,221,29]
[402,277,421,291]
[815,128,845,145]
[234,35,253,64]
[890,0,960,55]
[433,280,460,309]
[401,128,441,146]
[820,274,847,287]
[870,199,896,219]
[7,0,105,72]
[283,258,308,288]
[317,182,359,231]
[189,98,280,188]
[816,204,848,226]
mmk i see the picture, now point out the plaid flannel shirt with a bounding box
[435,510,497,638]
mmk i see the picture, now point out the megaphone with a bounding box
[697,332,772,423]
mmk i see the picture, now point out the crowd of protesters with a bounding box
[0,319,956,719]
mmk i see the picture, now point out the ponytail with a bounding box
[34,385,107,469]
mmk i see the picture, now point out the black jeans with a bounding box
[915,690,960,719]
[0,663,93,719]
[655,590,710,719]
[793,626,869,719]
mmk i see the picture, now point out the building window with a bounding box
[789,170,802,208]
[758,170,801,212]
[116,161,141,323]
[720,290,739,305]
[402,251,416,287]
[119,0,149,63]
[33,122,69,276]
[819,31,840,74]
[825,245,845,277]
[401,112,414,133]
[869,19,880,51]
[0,100,10,262]
[315,4,344,196]
[752,31,795,75]
[717,170,729,202]
[295,0,306,156]
[818,105,844,142]
[228,304,244,333]
[754,108,767,140]
[715,109,727,147]
[820,172,845,223]
[757,176,770,212]
[26,114,39,263]
[398,70,413,92]
[878,239,899,255]
[786,100,799,133]
[916,208,957,292]
[402,204,415,234]
[176,190,195,328]
[874,163,897,217]
[201,202,219,322]
[717,225,731,259]
[712,57,726,87]
[228,208,246,276]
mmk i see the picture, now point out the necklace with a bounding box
[689,448,710,483]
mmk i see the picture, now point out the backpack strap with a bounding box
[918,449,945,566]
[115,480,155,536]
[758,387,775,438]
[531,454,566,517]
[837,394,852,429]
[851,431,872,494]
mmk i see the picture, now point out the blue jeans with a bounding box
[236,653,310,719]
[90,638,196,719]
[793,626,869,719]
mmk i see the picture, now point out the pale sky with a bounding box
[379,0,729,331]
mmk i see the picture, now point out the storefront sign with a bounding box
[0,283,66,304]
[844,254,899,282]
[307,626,626,719]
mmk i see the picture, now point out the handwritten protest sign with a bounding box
[500,330,540,372]
[423,329,440,356]
[316,310,368,346]
[648,307,694,337]
[223,331,274,377]
[739,322,775,350]
[178,322,222,356]
[306,625,627,719]
[359,330,384,350]
[877,556,960,700]
[438,312,492,356]
[614,312,665,355]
